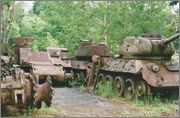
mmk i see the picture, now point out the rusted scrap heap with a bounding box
[70,40,110,85]
[1,38,53,109]
[87,33,179,100]
[1,55,34,108]
[1,56,14,79]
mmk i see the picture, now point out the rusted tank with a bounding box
[1,55,46,110]
[22,51,65,82]
[71,40,110,84]
[20,51,55,108]
[46,47,73,85]
[88,33,179,100]
[2,37,55,109]
[46,47,72,68]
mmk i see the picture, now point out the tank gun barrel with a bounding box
[163,33,179,45]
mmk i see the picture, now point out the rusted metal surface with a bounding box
[87,55,101,92]
[15,38,33,64]
[1,49,54,109]
[99,57,179,88]
[163,59,179,71]
[1,56,15,80]
[70,41,111,86]
[71,60,90,70]
[34,76,53,108]
[19,48,32,64]
[25,52,51,64]
[85,33,179,100]
[46,47,72,68]
[24,51,65,82]
[32,64,65,81]
[101,58,136,73]
[120,34,179,59]
[75,40,110,60]
[1,68,32,106]
[141,61,179,87]
[15,38,33,53]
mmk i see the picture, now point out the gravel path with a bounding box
[51,87,139,117]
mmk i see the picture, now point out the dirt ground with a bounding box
[49,87,179,117]
[51,87,138,117]
[1,87,178,117]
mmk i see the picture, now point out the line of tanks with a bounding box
[1,33,179,109]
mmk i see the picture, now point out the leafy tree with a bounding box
[18,1,179,55]
[1,1,25,55]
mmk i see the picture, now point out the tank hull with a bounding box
[99,58,179,88]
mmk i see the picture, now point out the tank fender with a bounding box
[134,60,143,74]
[141,65,158,87]
[141,62,179,87]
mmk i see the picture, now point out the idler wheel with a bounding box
[135,81,146,97]
[97,74,104,83]
[94,73,104,91]
[146,84,152,96]
[113,76,125,97]
[124,78,135,100]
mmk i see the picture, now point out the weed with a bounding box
[95,79,179,117]
[80,84,88,93]
[31,107,58,117]
[95,80,116,99]
[69,73,87,87]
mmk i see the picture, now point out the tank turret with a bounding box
[75,40,110,61]
[120,33,179,59]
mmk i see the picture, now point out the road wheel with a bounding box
[94,74,104,90]
[99,75,112,87]
[146,84,152,96]
[124,78,136,100]
[113,76,125,97]
[65,70,74,87]
[135,81,146,97]
[79,72,86,85]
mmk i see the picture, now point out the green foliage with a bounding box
[95,80,116,98]
[133,95,161,107]
[80,84,88,93]
[31,107,58,116]
[26,1,178,55]
[4,1,179,55]
[2,0,11,8]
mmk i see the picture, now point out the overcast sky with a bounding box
[23,1,34,12]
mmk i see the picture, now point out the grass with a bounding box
[27,102,59,117]
[31,107,58,117]
[95,80,116,98]
[95,80,179,117]
[80,84,88,93]
[69,73,87,87]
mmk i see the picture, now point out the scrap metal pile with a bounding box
[1,38,54,109]
[1,56,14,80]
[1,33,179,110]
